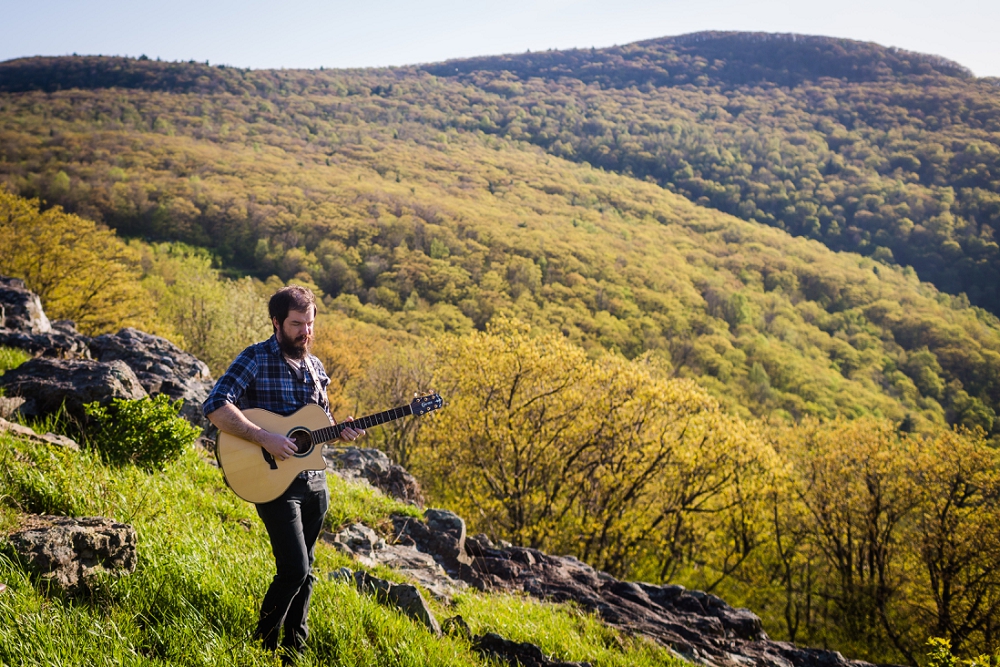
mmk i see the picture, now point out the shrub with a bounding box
[83,394,201,470]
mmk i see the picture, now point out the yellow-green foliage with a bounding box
[714,419,1000,664]
[0,189,153,335]
[138,242,273,376]
[411,317,773,583]
[1,87,998,434]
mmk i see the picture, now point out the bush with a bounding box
[83,394,201,470]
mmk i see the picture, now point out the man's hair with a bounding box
[268,285,317,328]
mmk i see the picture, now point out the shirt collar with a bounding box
[265,334,281,357]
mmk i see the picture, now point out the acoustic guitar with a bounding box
[217,393,443,503]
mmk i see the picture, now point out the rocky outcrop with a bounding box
[392,509,472,578]
[332,504,876,667]
[326,446,424,506]
[0,277,213,425]
[0,357,147,423]
[0,278,91,359]
[89,328,213,426]
[7,515,137,594]
[325,523,463,600]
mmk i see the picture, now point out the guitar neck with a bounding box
[310,404,414,445]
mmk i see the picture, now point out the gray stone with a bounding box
[8,515,137,594]
[88,328,213,427]
[0,396,26,420]
[0,357,147,423]
[324,522,462,600]
[392,508,472,576]
[326,523,386,559]
[353,570,441,636]
[0,277,51,334]
[0,417,80,450]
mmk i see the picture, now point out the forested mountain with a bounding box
[1,39,999,439]
[4,32,998,315]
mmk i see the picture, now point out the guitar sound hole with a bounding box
[288,429,312,455]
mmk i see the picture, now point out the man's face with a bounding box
[274,308,315,359]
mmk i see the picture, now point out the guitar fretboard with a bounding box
[310,404,414,445]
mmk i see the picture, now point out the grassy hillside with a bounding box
[0,427,682,667]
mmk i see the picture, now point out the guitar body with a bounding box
[217,404,332,504]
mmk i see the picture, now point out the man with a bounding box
[203,285,363,662]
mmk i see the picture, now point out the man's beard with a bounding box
[277,327,312,360]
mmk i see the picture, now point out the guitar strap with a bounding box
[303,355,329,414]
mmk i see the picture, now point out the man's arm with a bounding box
[207,403,299,462]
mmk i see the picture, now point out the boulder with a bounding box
[392,508,472,577]
[0,357,147,423]
[326,446,424,506]
[353,570,442,636]
[7,515,137,594]
[324,523,460,600]
[0,277,51,334]
[89,328,213,427]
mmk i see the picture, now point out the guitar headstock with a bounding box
[410,392,443,416]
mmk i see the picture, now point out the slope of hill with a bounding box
[0,52,999,437]
[5,33,997,315]
[418,32,1000,312]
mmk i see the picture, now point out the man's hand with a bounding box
[339,416,366,443]
[260,431,298,462]
[208,403,300,461]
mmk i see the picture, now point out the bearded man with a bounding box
[203,285,363,663]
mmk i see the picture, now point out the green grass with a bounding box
[0,347,30,376]
[0,431,686,666]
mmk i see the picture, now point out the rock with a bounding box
[0,357,147,423]
[353,570,442,636]
[0,278,91,359]
[0,328,93,360]
[0,277,51,334]
[89,328,213,427]
[7,515,137,594]
[326,446,424,505]
[324,523,461,600]
[0,396,26,420]
[0,417,80,450]
[392,508,472,576]
[326,523,386,559]
[472,632,591,667]
[454,542,881,667]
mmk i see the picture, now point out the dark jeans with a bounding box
[254,473,329,653]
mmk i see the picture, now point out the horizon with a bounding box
[0,30,985,79]
[2,0,998,78]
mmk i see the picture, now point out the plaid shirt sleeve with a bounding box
[202,345,259,416]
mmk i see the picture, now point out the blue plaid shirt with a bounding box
[203,335,331,418]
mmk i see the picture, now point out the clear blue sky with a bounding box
[2,0,998,78]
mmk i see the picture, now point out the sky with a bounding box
[1,0,999,78]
